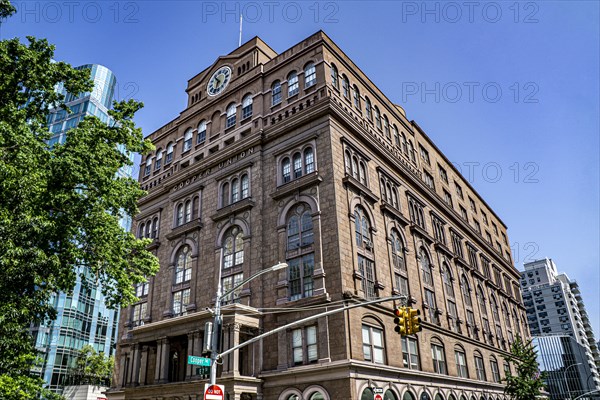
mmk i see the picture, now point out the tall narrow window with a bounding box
[383,115,390,139]
[172,288,190,317]
[155,149,163,170]
[365,97,372,120]
[272,81,282,105]
[304,63,316,88]
[221,182,230,207]
[176,203,184,226]
[490,357,501,383]
[330,64,339,89]
[474,353,486,381]
[390,230,406,273]
[197,120,206,144]
[165,142,174,164]
[355,207,372,250]
[240,174,249,199]
[342,74,350,99]
[293,153,302,179]
[287,204,314,301]
[420,248,433,286]
[304,147,315,173]
[362,324,385,364]
[221,272,243,304]
[401,336,420,369]
[288,71,299,97]
[442,265,454,297]
[353,85,361,109]
[282,157,291,183]
[461,275,472,307]
[242,95,253,119]
[144,157,152,176]
[183,129,192,152]
[223,227,244,269]
[184,200,192,223]
[393,125,400,147]
[374,106,382,130]
[455,347,468,378]
[431,341,447,374]
[175,245,192,284]
[226,103,237,128]
[151,217,159,239]
[292,326,318,365]
[231,178,239,203]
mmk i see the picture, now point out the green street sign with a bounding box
[188,355,211,367]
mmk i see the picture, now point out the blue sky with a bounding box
[3,1,599,335]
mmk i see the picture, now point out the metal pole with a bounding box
[564,363,582,400]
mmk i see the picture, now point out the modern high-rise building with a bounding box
[30,64,131,393]
[109,31,529,400]
[520,258,600,395]
[533,335,598,400]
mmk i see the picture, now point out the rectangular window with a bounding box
[242,104,252,120]
[362,325,385,364]
[431,344,447,374]
[469,197,477,213]
[450,231,463,258]
[221,273,243,304]
[395,274,409,296]
[482,211,488,225]
[419,144,430,165]
[438,164,448,183]
[425,289,439,324]
[443,190,453,207]
[432,215,446,245]
[454,181,463,199]
[401,336,419,369]
[172,288,190,316]
[460,206,468,221]
[455,350,468,378]
[135,281,149,297]
[292,326,317,365]
[288,254,314,301]
[447,301,459,333]
[131,302,147,327]
[424,171,435,190]
[358,255,376,299]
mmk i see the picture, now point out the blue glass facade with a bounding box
[31,64,132,392]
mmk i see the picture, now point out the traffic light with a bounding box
[394,307,408,336]
[408,308,422,334]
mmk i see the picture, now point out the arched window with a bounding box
[293,152,302,179]
[408,140,416,163]
[420,249,433,286]
[461,274,472,307]
[304,147,315,173]
[455,345,468,378]
[288,71,299,97]
[390,230,406,272]
[342,74,350,99]
[240,174,249,199]
[138,222,145,238]
[151,217,159,239]
[374,106,382,130]
[442,264,454,297]
[361,388,374,400]
[184,200,192,223]
[359,162,367,185]
[176,203,184,226]
[308,392,326,400]
[330,64,339,89]
[223,227,244,269]
[145,221,151,238]
[242,94,253,119]
[344,150,352,175]
[353,84,361,109]
[354,207,372,249]
[477,285,488,315]
[490,356,501,383]
[383,115,390,139]
[365,97,372,120]
[474,351,486,381]
[174,245,192,283]
[197,120,207,144]
[491,295,500,322]
[282,157,291,183]
[226,103,237,128]
[403,392,416,400]
[165,142,174,164]
[305,62,316,88]
[384,391,398,400]
[155,149,163,170]
[231,178,239,203]
[355,206,376,298]
[393,125,400,146]
[183,129,193,152]
[286,203,314,301]
[221,182,230,207]
[362,320,385,364]
[144,156,152,176]
[401,133,407,154]
[272,80,282,105]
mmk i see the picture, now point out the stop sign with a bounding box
[375,395,383,400]
[204,384,224,400]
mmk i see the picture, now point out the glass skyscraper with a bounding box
[30,64,132,393]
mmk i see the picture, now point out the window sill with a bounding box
[342,175,379,204]
[271,172,322,201]
[211,197,255,222]
[165,218,203,240]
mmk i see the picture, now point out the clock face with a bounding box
[207,66,232,97]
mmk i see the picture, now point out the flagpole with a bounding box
[238,14,243,47]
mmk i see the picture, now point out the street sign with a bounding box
[204,384,224,400]
[374,395,383,400]
[373,388,384,394]
[188,355,211,367]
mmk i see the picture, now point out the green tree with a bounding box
[0,1,159,398]
[503,336,547,400]
[67,345,114,387]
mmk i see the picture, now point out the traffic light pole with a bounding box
[217,295,406,360]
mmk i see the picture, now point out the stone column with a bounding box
[186,331,196,380]
[155,337,170,383]
[118,349,127,388]
[130,344,141,386]
[139,345,149,385]
[231,323,240,376]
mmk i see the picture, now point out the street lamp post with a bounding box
[208,261,288,385]
[564,362,582,400]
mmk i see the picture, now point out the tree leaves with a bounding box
[503,336,547,400]
[0,1,158,397]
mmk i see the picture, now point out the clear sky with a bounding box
[3,1,599,336]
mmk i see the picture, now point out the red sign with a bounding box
[375,395,383,400]
[204,384,224,400]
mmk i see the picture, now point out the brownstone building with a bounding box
[108,31,529,400]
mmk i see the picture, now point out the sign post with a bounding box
[204,384,224,400]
